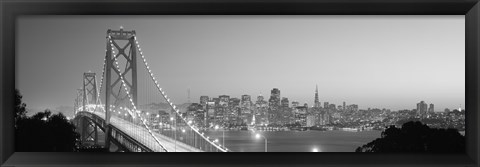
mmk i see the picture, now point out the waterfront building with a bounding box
[295,106,308,127]
[215,106,226,125]
[322,111,331,125]
[255,96,269,126]
[255,100,269,125]
[228,97,241,121]
[186,103,206,128]
[206,101,216,127]
[306,115,316,127]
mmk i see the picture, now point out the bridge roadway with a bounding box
[91,111,202,152]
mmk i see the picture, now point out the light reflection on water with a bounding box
[204,130,382,152]
[93,129,381,152]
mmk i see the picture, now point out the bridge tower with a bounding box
[105,28,137,124]
[83,72,98,111]
[105,28,137,148]
[74,88,83,115]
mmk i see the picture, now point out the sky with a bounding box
[16,15,465,112]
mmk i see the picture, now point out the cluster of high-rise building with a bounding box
[141,87,461,132]
[184,85,359,128]
[416,101,434,118]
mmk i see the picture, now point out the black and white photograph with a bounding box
[14,15,465,152]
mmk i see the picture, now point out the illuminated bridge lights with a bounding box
[77,34,229,152]
[107,36,168,152]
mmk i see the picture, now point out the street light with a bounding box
[159,122,163,133]
[214,125,225,147]
[255,133,267,152]
[170,116,176,152]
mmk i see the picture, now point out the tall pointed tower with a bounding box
[314,84,320,108]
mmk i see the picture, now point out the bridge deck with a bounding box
[92,112,202,152]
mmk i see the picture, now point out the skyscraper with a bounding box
[281,97,289,108]
[200,96,209,106]
[241,95,253,124]
[241,95,252,107]
[314,84,321,108]
[269,88,281,107]
[295,106,308,127]
[428,103,434,113]
[219,95,229,107]
[269,88,281,124]
[213,98,220,106]
[257,94,264,102]
[255,94,268,126]
[416,101,428,117]
[229,98,241,108]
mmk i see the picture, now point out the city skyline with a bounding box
[188,87,455,112]
[17,16,464,113]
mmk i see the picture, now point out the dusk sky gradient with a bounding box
[17,16,464,113]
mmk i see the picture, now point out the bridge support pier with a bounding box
[93,124,98,145]
[80,117,99,145]
[81,118,88,142]
[105,126,111,150]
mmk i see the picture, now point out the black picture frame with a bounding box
[1,0,478,166]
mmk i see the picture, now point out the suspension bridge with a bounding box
[72,28,229,152]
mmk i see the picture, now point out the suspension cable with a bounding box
[134,36,227,152]
[108,36,168,152]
